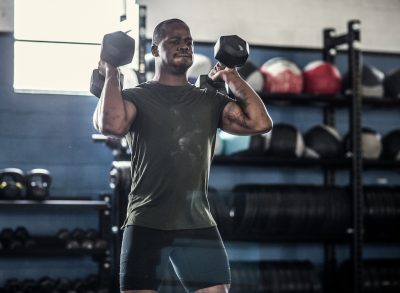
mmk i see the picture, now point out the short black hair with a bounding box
[152,18,188,45]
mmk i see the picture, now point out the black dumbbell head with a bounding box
[90,69,105,98]
[214,35,249,68]
[100,31,135,67]
[90,69,125,98]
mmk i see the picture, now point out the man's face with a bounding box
[156,23,194,74]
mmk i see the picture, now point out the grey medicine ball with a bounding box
[344,128,382,159]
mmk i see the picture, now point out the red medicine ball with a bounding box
[260,57,303,94]
[303,61,342,95]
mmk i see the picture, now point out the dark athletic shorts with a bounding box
[120,225,231,292]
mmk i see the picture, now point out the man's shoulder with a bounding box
[122,81,154,98]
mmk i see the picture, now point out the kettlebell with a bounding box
[0,168,25,199]
[26,168,52,200]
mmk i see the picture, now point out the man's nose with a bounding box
[178,42,190,51]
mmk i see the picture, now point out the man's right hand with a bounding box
[98,60,119,77]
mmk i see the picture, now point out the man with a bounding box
[93,18,272,293]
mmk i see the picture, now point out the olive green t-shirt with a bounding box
[121,81,231,230]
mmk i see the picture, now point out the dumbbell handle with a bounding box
[195,75,227,95]
[90,69,124,98]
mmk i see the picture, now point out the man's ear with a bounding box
[151,44,159,57]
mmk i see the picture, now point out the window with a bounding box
[14,0,138,95]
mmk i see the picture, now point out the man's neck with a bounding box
[152,67,189,86]
[152,74,188,86]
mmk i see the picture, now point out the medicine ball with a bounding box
[26,168,52,200]
[344,128,382,159]
[187,53,213,84]
[384,68,400,99]
[237,60,264,92]
[260,57,303,94]
[304,125,343,159]
[144,52,155,81]
[303,61,342,95]
[343,64,385,98]
[381,129,400,160]
[265,123,305,158]
[0,168,25,198]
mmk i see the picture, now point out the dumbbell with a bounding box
[90,31,135,98]
[20,279,38,293]
[0,168,25,199]
[57,228,81,249]
[0,228,14,249]
[66,228,85,249]
[81,229,108,250]
[37,276,57,293]
[196,35,249,94]
[3,278,22,293]
[73,275,100,293]
[81,229,98,250]
[0,227,35,250]
[14,226,35,249]
[25,168,52,200]
[55,278,73,293]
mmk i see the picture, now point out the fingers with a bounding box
[209,63,225,78]
[97,60,119,77]
[215,62,226,70]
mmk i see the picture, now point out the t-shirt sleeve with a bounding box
[121,88,141,109]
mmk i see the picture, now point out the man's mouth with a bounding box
[175,54,191,58]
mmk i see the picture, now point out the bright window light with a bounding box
[14,0,122,95]
[14,42,101,94]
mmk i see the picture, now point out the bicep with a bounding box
[220,101,254,135]
[123,99,138,130]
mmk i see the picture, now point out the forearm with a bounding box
[96,70,129,136]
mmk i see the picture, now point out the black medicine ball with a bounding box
[384,68,400,99]
[304,125,343,159]
[265,123,305,158]
[381,129,400,160]
[343,64,385,98]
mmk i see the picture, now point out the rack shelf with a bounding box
[0,199,110,209]
[260,93,400,108]
[213,156,400,170]
[213,156,347,168]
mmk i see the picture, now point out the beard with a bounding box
[170,62,192,75]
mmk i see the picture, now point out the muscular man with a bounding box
[93,18,272,293]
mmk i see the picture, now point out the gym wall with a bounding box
[137,0,400,53]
